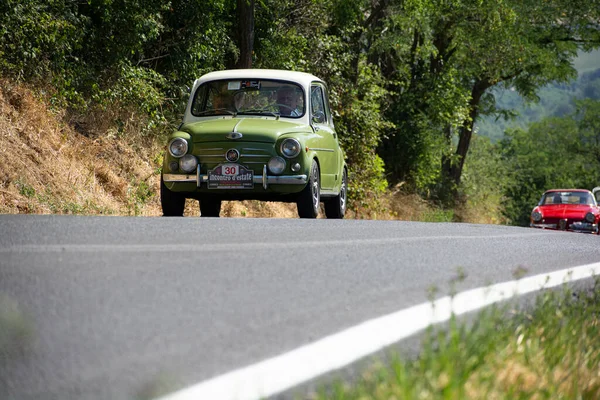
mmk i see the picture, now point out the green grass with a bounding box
[311,279,600,400]
[421,208,455,223]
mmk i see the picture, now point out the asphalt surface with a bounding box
[1,215,599,400]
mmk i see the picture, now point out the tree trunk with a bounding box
[236,0,254,69]
[445,79,492,187]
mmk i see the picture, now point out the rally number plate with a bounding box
[208,164,254,189]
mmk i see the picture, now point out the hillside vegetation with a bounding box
[1,0,600,223]
[477,50,600,142]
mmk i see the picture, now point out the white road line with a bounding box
[155,262,599,400]
[0,232,554,253]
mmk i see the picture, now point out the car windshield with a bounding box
[540,191,596,206]
[191,79,305,118]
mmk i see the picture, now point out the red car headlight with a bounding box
[532,211,543,222]
[585,212,595,223]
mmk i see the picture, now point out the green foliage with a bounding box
[0,0,84,80]
[334,63,393,210]
[91,63,170,134]
[127,178,154,216]
[15,179,36,198]
[459,135,511,223]
[421,208,455,223]
[478,63,600,142]
[2,0,600,217]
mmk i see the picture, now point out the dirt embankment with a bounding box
[0,80,162,216]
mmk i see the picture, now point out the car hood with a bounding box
[181,118,312,144]
[537,204,595,218]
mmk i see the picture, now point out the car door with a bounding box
[309,83,339,191]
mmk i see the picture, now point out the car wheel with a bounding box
[200,198,221,217]
[324,168,347,219]
[161,176,185,217]
[297,160,320,218]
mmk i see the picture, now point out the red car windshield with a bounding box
[540,191,595,206]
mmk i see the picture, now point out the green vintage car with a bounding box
[161,69,348,218]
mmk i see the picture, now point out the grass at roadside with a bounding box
[312,280,600,400]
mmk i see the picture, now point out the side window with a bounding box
[191,85,209,115]
[310,85,327,124]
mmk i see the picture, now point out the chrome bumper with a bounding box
[530,223,557,229]
[569,222,598,232]
[530,222,597,233]
[163,165,307,190]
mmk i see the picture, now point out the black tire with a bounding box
[161,177,185,217]
[200,198,222,217]
[297,160,320,218]
[324,168,347,219]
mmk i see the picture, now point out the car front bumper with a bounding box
[162,165,307,190]
[531,221,598,233]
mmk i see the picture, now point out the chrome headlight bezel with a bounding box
[280,138,301,159]
[585,212,595,223]
[168,138,189,158]
[179,154,198,173]
[531,211,543,222]
[268,156,286,175]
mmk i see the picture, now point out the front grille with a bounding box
[195,144,273,172]
[543,218,583,225]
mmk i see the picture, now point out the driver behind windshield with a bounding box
[276,87,303,117]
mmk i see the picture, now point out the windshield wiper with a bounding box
[195,109,236,116]
[237,110,281,119]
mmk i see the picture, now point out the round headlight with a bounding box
[268,157,286,175]
[169,138,188,158]
[280,138,301,158]
[585,212,595,223]
[179,154,198,173]
[531,211,543,222]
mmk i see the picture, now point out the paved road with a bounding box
[1,215,599,400]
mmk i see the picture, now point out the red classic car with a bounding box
[530,189,600,234]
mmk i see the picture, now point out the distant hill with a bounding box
[476,49,600,142]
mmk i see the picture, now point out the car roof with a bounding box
[193,69,324,88]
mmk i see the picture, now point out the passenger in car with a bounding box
[211,91,235,113]
[276,87,302,117]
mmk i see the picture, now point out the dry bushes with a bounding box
[0,80,162,215]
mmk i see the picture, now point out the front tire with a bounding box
[200,198,222,217]
[324,168,347,219]
[161,177,185,217]
[297,160,320,218]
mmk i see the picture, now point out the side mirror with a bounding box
[312,111,326,124]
